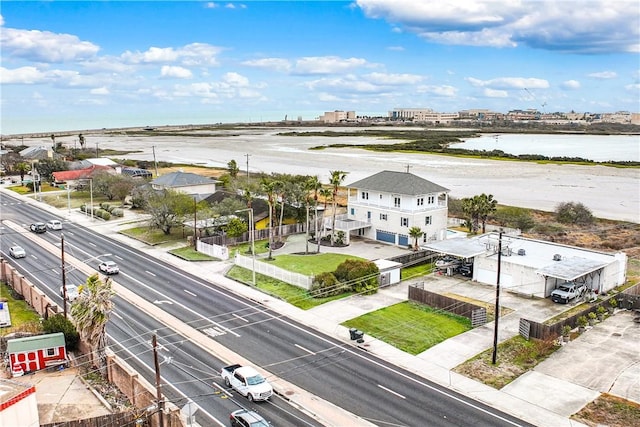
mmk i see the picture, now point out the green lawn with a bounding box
[401,263,434,280]
[229,239,270,256]
[169,246,218,261]
[342,301,472,355]
[226,266,352,310]
[120,225,190,245]
[0,283,43,334]
[260,253,363,276]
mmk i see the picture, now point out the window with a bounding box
[46,348,56,356]
[425,216,432,225]
[401,217,408,227]
[394,197,401,208]
[350,208,355,215]
[427,195,435,204]
[380,213,387,221]
[361,191,369,200]
[417,197,424,206]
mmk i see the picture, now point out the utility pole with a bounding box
[152,145,159,177]
[152,334,164,427]
[95,142,99,158]
[245,153,251,183]
[193,197,197,249]
[61,233,68,319]
[492,231,503,365]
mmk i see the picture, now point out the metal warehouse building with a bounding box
[422,232,627,298]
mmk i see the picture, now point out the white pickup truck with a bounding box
[221,364,273,402]
[550,281,587,304]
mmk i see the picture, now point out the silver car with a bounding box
[9,246,26,259]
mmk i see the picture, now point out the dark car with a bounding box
[29,222,47,233]
[229,409,269,427]
[457,263,473,277]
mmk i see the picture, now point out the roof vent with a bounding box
[517,249,526,256]
[553,254,562,261]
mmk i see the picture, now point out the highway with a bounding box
[0,192,533,427]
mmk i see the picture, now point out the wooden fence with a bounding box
[408,284,486,323]
[200,222,306,246]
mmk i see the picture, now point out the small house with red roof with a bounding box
[52,164,114,187]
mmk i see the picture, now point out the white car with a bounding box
[46,220,63,230]
[60,284,80,302]
[9,246,26,259]
[98,260,119,275]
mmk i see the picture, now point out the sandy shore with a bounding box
[10,127,640,222]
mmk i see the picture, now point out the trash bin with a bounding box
[349,328,364,341]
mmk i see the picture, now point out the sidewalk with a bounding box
[9,192,640,426]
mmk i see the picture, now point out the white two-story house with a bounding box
[333,170,450,247]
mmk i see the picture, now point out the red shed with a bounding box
[6,333,67,377]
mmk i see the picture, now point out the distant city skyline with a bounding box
[1,1,639,135]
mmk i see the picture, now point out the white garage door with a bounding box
[477,268,513,287]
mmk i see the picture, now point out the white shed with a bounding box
[374,259,402,288]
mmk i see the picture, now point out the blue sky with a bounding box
[1,1,639,134]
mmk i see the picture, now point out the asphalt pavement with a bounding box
[6,189,640,427]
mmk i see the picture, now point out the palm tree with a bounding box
[78,133,86,149]
[408,226,423,250]
[15,162,30,185]
[260,178,278,260]
[318,187,332,252]
[70,273,115,376]
[476,193,498,233]
[329,170,348,246]
[461,196,479,233]
[305,176,321,254]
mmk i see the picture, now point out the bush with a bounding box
[42,314,80,351]
[310,272,341,297]
[555,202,594,225]
[334,259,380,295]
[112,208,124,217]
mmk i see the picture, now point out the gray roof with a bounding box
[421,238,487,259]
[536,257,608,281]
[347,170,449,196]
[151,171,219,187]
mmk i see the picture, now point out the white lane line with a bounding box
[114,255,123,260]
[184,289,196,297]
[88,242,97,247]
[232,313,249,323]
[377,384,406,399]
[294,344,316,355]
[146,270,157,277]
[112,312,123,320]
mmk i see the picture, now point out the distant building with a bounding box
[150,171,220,198]
[320,110,356,123]
[388,108,459,123]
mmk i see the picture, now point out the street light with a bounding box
[235,208,255,286]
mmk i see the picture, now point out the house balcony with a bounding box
[324,214,372,231]
[348,199,447,213]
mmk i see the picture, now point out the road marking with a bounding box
[203,327,227,337]
[88,242,96,247]
[294,344,316,355]
[184,289,196,297]
[112,312,123,320]
[114,255,123,260]
[154,300,173,305]
[232,313,249,322]
[377,384,406,399]
[146,270,157,277]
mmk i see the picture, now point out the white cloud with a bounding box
[483,88,508,98]
[416,85,457,97]
[90,87,110,95]
[242,58,291,72]
[1,28,99,62]
[305,76,382,93]
[625,83,640,91]
[223,72,249,87]
[588,71,617,79]
[357,0,639,53]
[204,2,218,8]
[562,80,581,90]
[294,56,368,75]
[122,43,221,66]
[0,66,46,84]
[161,66,193,79]
[387,46,405,51]
[364,72,423,85]
[466,76,549,89]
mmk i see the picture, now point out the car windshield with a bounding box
[246,374,265,385]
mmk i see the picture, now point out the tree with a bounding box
[32,158,68,182]
[145,189,195,234]
[15,162,30,184]
[318,187,332,250]
[461,197,479,233]
[92,171,135,202]
[227,159,239,178]
[70,274,115,376]
[555,201,594,225]
[408,226,423,250]
[329,170,348,246]
[42,314,80,352]
[476,193,498,233]
[305,176,321,254]
[79,133,86,149]
[493,206,535,232]
[225,217,248,238]
[260,178,279,259]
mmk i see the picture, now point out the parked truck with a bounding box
[221,364,273,402]
[550,281,587,304]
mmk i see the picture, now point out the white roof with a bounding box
[84,158,119,166]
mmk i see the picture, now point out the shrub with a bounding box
[310,272,341,297]
[577,315,588,328]
[334,259,380,295]
[42,314,80,351]
[112,208,124,217]
[555,201,594,225]
[101,210,111,220]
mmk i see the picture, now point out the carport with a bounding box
[536,257,608,296]
[421,239,486,260]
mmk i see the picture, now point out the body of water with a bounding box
[452,133,639,162]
